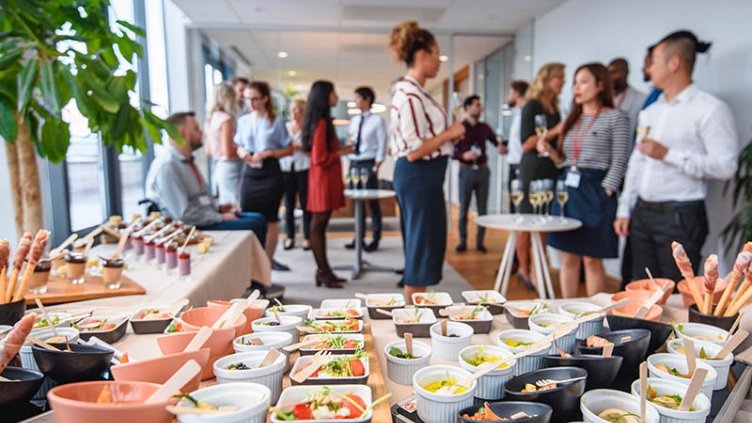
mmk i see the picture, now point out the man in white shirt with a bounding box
[506,81,528,198]
[346,86,388,252]
[608,58,647,139]
[615,30,739,282]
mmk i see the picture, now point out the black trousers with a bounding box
[630,199,708,283]
[349,159,382,241]
[458,164,490,245]
[282,167,311,240]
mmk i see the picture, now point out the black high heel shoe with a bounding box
[315,270,344,289]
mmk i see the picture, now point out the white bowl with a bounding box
[177,382,271,423]
[444,305,494,325]
[314,307,364,320]
[364,293,405,308]
[505,301,549,315]
[647,353,718,401]
[674,322,729,346]
[392,307,437,338]
[458,345,516,400]
[429,321,473,361]
[20,327,80,371]
[461,290,506,305]
[384,339,431,385]
[558,302,604,339]
[320,299,362,310]
[666,338,732,391]
[302,319,363,335]
[289,353,369,384]
[251,316,302,343]
[411,292,453,307]
[233,331,293,372]
[495,329,550,376]
[271,384,372,422]
[630,378,711,423]
[266,304,311,321]
[30,312,73,333]
[413,365,477,423]
[214,350,287,404]
[528,313,577,353]
[300,334,365,354]
[581,389,660,423]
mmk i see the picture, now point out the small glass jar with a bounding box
[155,242,166,265]
[144,239,156,261]
[178,251,191,277]
[132,234,145,256]
[29,259,52,294]
[65,252,87,285]
[101,257,125,289]
[165,242,178,271]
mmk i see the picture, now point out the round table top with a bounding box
[344,189,397,200]
[475,214,582,232]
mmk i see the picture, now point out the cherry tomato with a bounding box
[346,309,359,316]
[343,340,358,349]
[293,403,313,419]
[349,359,365,377]
[341,393,366,418]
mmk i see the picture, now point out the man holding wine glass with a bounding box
[615,30,739,282]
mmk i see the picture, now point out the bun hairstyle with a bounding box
[658,30,711,73]
[388,21,436,66]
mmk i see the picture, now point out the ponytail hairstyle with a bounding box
[560,63,614,141]
[388,21,436,67]
[657,30,712,74]
[301,80,337,152]
[248,80,275,123]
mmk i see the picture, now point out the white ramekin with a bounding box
[581,389,660,423]
[233,331,293,372]
[528,312,577,353]
[647,353,718,402]
[251,316,302,343]
[429,321,473,361]
[558,302,604,339]
[265,304,311,321]
[674,322,729,346]
[413,365,477,423]
[629,377,711,423]
[495,329,550,376]
[213,350,287,405]
[384,339,432,385]
[458,344,516,400]
[177,382,271,423]
[667,338,732,391]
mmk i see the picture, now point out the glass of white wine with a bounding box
[349,168,359,190]
[556,179,569,220]
[359,168,369,191]
[544,179,555,219]
[534,114,549,158]
[529,180,540,218]
[511,179,524,222]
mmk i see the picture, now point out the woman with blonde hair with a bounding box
[206,82,242,205]
[515,62,566,293]
[280,98,312,250]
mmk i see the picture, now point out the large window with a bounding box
[64,107,106,231]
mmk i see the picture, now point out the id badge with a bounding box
[565,168,581,188]
[198,195,212,206]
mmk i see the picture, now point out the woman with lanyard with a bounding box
[537,63,630,297]
[235,80,294,271]
[388,21,465,301]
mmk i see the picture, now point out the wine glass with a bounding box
[636,110,651,144]
[544,179,555,219]
[556,180,569,220]
[350,167,361,189]
[534,114,549,158]
[471,145,482,170]
[511,179,524,222]
[359,168,370,190]
[529,180,540,217]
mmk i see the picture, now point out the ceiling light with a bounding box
[347,108,361,115]
[524,55,532,62]
[277,51,288,58]
[439,55,448,62]
[287,70,297,77]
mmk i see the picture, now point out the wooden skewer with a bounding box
[167,405,237,415]
[27,336,61,351]
[110,230,131,260]
[602,343,614,358]
[179,227,196,255]
[82,237,95,257]
[51,234,78,255]
[35,299,58,338]
[726,312,744,341]
[715,245,752,316]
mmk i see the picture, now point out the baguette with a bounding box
[702,255,719,314]
[726,263,752,317]
[12,230,49,302]
[0,314,36,374]
[672,242,704,307]
[5,233,31,304]
[714,245,752,315]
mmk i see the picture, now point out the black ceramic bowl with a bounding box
[606,314,672,355]
[130,317,173,334]
[459,401,553,423]
[577,328,650,391]
[543,354,623,390]
[32,343,114,384]
[503,366,587,423]
[503,307,530,330]
[0,367,44,405]
[0,300,26,326]
[688,304,738,331]
[77,317,129,344]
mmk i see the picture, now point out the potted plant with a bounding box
[722,139,752,252]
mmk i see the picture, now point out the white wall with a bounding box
[531,0,752,272]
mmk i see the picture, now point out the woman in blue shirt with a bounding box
[234,81,293,270]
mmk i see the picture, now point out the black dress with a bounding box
[518,100,562,213]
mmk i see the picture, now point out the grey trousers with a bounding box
[458,164,490,245]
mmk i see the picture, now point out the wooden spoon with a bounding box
[144,360,201,404]
[259,348,281,368]
[35,299,58,338]
[679,368,708,411]
[440,320,448,337]
[639,362,647,423]
[110,230,131,260]
[684,338,697,375]
[183,326,212,352]
[376,308,393,317]
[212,302,245,330]
[715,329,748,359]
[602,343,614,358]
[404,333,414,357]
[635,287,664,319]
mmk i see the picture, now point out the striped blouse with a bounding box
[559,109,631,191]
[389,76,450,160]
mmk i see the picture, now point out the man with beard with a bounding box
[453,95,505,253]
[145,112,266,238]
[608,58,647,138]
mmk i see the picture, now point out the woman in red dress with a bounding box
[302,81,352,288]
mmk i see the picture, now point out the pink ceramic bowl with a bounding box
[678,276,728,307]
[206,299,268,335]
[625,278,676,305]
[110,348,210,392]
[47,381,172,423]
[157,329,235,380]
[178,306,247,338]
[608,302,663,322]
[610,290,653,305]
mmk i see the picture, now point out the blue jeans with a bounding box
[199,212,267,245]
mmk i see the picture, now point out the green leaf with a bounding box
[16,59,37,114]
[110,103,132,142]
[59,66,89,116]
[39,59,61,114]
[0,49,23,71]
[116,20,146,37]
[39,117,70,163]
[82,77,119,113]
[0,97,18,142]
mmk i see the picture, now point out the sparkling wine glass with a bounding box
[556,180,569,220]
[511,179,524,222]
[535,114,549,158]
[360,168,369,190]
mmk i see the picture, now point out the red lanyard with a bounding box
[571,108,601,168]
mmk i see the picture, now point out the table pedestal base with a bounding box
[335,196,397,280]
[494,230,556,299]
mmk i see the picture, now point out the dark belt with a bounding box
[351,158,376,164]
[636,198,704,213]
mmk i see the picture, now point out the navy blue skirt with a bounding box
[393,156,448,286]
[549,168,618,258]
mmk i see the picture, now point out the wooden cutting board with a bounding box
[24,274,146,305]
